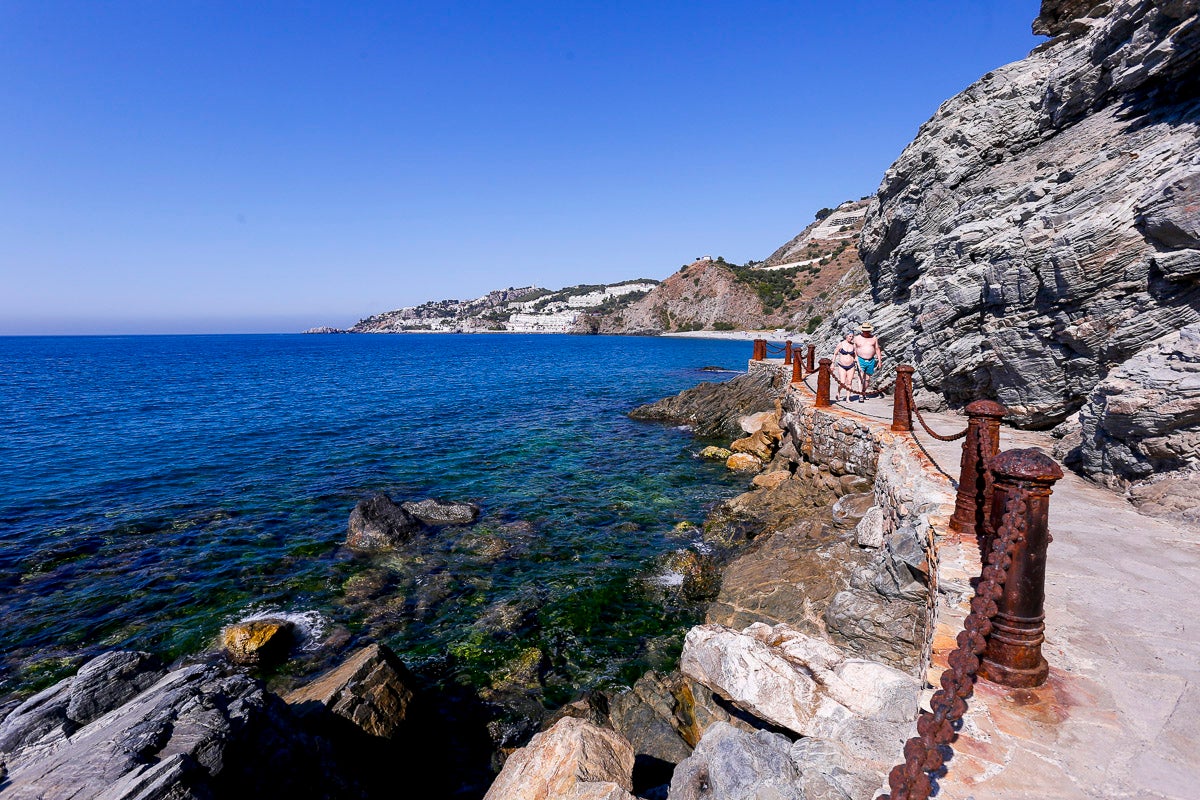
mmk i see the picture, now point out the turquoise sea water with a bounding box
[0,333,751,702]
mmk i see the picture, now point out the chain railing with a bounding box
[879,485,1026,800]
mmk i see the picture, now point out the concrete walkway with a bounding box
[801,377,1200,799]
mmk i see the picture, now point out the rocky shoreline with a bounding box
[0,362,925,799]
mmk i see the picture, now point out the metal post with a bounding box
[792,354,803,383]
[815,358,832,408]
[752,339,765,361]
[949,400,1008,536]
[806,344,816,374]
[978,448,1064,689]
[891,364,915,432]
[784,340,793,365]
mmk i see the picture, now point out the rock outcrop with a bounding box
[824,0,1200,452]
[628,364,787,439]
[0,655,358,800]
[284,642,417,739]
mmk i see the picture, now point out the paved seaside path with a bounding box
[793,372,1200,800]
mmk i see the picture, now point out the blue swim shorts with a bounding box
[857,356,877,376]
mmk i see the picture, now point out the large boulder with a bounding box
[482,717,636,800]
[668,722,803,800]
[0,651,165,755]
[705,521,874,633]
[346,493,422,551]
[284,642,416,739]
[679,623,919,740]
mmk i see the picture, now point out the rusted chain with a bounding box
[909,382,969,441]
[878,487,1028,800]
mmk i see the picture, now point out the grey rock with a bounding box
[67,651,166,727]
[401,498,480,526]
[0,678,75,755]
[346,492,422,550]
[605,672,693,768]
[831,492,875,529]
[668,722,803,800]
[819,0,1200,457]
[0,655,360,800]
[1077,322,1200,484]
[824,589,926,675]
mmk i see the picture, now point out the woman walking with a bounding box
[833,332,858,401]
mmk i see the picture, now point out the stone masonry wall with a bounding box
[780,380,958,680]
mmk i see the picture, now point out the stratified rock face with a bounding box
[1076,321,1200,483]
[346,492,422,550]
[0,657,350,800]
[839,0,1200,431]
[482,717,636,800]
[1033,0,1109,35]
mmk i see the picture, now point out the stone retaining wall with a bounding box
[780,374,958,681]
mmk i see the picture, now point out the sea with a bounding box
[0,333,753,705]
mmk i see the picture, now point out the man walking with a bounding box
[852,322,883,401]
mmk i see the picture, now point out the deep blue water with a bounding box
[0,333,751,700]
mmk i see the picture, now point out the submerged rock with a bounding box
[346,493,422,550]
[401,497,481,526]
[699,446,733,461]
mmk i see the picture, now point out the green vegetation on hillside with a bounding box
[728,264,805,313]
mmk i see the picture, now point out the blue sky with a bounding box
[0,1,1041,334]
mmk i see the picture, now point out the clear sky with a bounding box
[1,1,1042,334]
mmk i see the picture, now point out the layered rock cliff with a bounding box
[823,0,1199,443]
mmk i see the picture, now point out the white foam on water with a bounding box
[649,570,685,588]
[233,608,328,652]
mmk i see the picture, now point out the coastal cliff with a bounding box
[818,0,1199,483]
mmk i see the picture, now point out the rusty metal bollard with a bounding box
[978,448,1064,689]
[949,400,1008,537]
[891,364,915,432]
[806,344,816,374]
[815,358,832,407]
[752,339,765,361]
[784,340,793,365]
[792,354,803,383]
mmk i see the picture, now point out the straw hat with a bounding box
[860,322,874,332]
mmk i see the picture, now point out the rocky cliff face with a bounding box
[824,0,1199,438]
